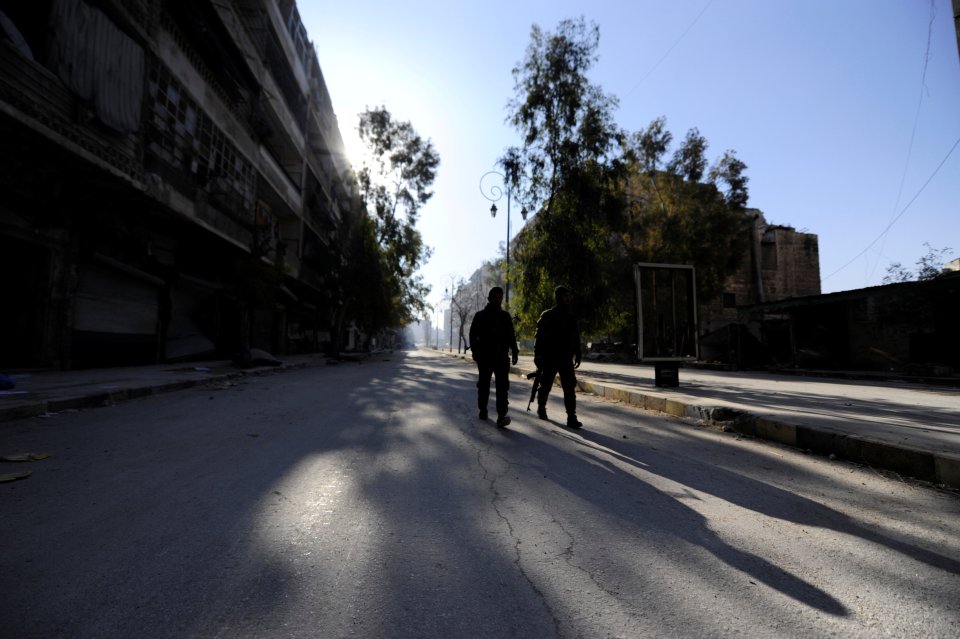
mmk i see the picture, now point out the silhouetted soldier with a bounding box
[468,286,519,428]
[534,285,583,428]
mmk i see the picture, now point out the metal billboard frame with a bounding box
[634,262,698,362]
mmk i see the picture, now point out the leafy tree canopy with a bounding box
[504,18,626,336]
[504,19,752,344]
[883,242,953,284]
[354,106,439,327]
[620,118,751,306]
[507,17,622,212]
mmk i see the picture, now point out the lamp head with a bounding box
[490,203,497,218]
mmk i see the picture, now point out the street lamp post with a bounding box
[441,274,459,353]
[446,287,453,352]
[479,171,527,309]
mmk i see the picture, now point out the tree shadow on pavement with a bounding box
[489,424,849,617]
[562,420,960,588]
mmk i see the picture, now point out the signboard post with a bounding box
[634,263,698,387]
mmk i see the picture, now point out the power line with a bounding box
[869,0,937,281]
[622,0,715,100]
[823,134,960,282]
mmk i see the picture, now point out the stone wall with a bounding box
[701,211,820,335]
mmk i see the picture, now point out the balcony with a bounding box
[0,42,143,185]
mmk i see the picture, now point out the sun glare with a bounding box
[341,126,372,173]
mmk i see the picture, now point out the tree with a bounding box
[507,17,621,212]
[883,242,953,284]
[449,277,480,354]
[355,106,440,327]
[709,149,750,209]
[620,118,751,307]
[505,17,626,336]
[505,19,751,344]
[317,196,389,355]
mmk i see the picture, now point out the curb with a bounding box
[0,362,312,425]
[512,365,960,490]
[728,413,960,489]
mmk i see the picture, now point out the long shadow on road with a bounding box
[575,424,960,575]
[490,422,849,617]
[3,350,955,637]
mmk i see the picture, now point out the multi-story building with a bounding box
[689,210,822,365]
[0,0,359,369]
[702,210,821,326]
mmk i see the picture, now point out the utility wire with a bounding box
[622,0,715,99]
[868,0,937,281]
[823,134,960,282]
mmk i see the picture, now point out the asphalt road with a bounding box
[1,350,958,638]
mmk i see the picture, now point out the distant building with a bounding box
[0,0,360,369]
[700,210,821,362]
[699,210,960,374]
[740,272,960,375]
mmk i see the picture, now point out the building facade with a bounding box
[740,271,960,374]
[699,210,821,364]
[0,0,359,369]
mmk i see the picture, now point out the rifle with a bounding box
[526,370,541,411]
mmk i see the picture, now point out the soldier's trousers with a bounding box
[476,356,511,417]
[537,363,577,417]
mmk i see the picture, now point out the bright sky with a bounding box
[300,0,960,313]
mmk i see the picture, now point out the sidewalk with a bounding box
[458,351,960,490]
[0,354,329,423]
[2,349,958,490]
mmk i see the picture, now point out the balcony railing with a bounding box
[0,43,143,184]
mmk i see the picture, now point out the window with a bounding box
[761,241,778,270]
[147,61,255,221]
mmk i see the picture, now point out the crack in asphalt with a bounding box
[549,507,623,602]
[456,402,564,638]
[454,398,631,636]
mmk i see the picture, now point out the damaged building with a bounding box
[699,210,822,365]
[739,271,960,375]
[0,0,359,369]
[699,210,958,375]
